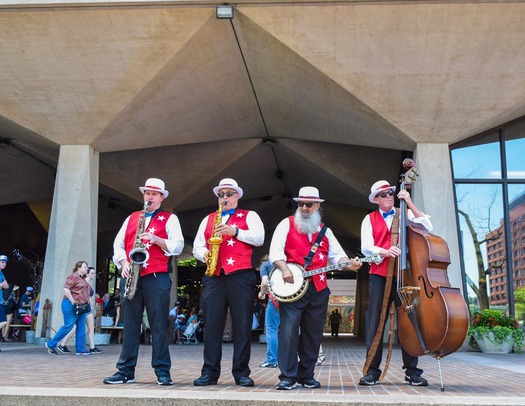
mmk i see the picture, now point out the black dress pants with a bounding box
[278,283,329,382]
[364,273,423,378]
[117,272,171,378]
[200,269,256,381]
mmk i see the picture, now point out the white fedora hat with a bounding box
[293,186,324,203]
[213,178,244,198]
[139,178,169,198]
[368,180,396,203]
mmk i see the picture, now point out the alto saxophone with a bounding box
[124,201,151,300]
[205,201,224,277]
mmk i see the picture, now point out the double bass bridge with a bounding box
[397,285,420,309]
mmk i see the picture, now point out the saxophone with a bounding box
[124,201,151,300]
[205,201,224,276]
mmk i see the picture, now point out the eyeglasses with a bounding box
[378,190,394,198]
[298,202,315,208]
[217,191,238,198]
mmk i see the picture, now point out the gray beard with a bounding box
[294,209,322,235]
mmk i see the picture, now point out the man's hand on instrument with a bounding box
[381,246,401,258]
[397,189,412,203]
[338,257,362,271]
[282,266,294,284]
[141,232,159,245]
[120,260,131,278]
[215,224,236,236]
[348,257,362,271]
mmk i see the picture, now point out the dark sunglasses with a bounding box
[378,190,394,198]
[298,202,315,208]
[217,191,238,198]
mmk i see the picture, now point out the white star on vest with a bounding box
[227,257,235,266]
[147,226,156,234]
[319,253,325,261]
[319,274,325,281]
[144,242,152,250]
[227,239,235,247]
[235,212,245,218]
[143,261,149,268]
[157,215,166,222]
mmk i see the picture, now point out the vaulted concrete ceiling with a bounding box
[2,1,525,258]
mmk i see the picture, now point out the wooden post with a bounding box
[40,299,52,337]
[95,310,102,333]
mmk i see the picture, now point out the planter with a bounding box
[474,332,512,354]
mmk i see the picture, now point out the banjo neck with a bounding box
[302,254,381,278]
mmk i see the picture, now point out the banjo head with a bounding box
[269,263,309,303]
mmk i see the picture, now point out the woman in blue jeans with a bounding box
[258,257,280,368]
[45,260,92,356]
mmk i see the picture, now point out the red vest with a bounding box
[124,211,170,277]
[204,209,253,275]
[284,216,329,292]
[369,210,392,277]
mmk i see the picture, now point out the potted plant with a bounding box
[469,309,524,354]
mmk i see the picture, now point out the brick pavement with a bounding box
[1,335,524,405]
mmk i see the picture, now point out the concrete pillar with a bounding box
[37,145,99,338]
[413,143,463,292]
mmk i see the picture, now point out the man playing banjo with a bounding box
[268,186,361,390]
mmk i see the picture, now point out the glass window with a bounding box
[509,184,525,317]
[451,131,501,179]
[452,117,525,318]
[505,121,525,179]
[456,184,504,309]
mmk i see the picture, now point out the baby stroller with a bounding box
[180,320,201,345]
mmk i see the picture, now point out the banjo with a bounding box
[268,254,382,303]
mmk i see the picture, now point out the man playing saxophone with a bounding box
[193,178,264,387]
[104,178,184,386]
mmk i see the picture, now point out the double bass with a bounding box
[396,159,469,390]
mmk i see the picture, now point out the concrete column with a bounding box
[413,143,463,292]
[37,145,99,338]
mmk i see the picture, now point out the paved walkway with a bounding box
[1,335,524,405]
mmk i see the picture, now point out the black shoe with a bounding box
[57,345,70,354]
[103,372,136,384]
[45,342,57,355]
[405,374,428,386]
[298,377,321,388]
[193,375,217,386]
[157,376,173,386]
[277,379,297,390]
[89,347,102,354]
[235,376,254,387]
[359,374,379,386]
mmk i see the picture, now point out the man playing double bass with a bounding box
[359,180,432,386]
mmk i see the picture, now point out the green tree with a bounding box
[515,286,525,319]
[458,209,504,311]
